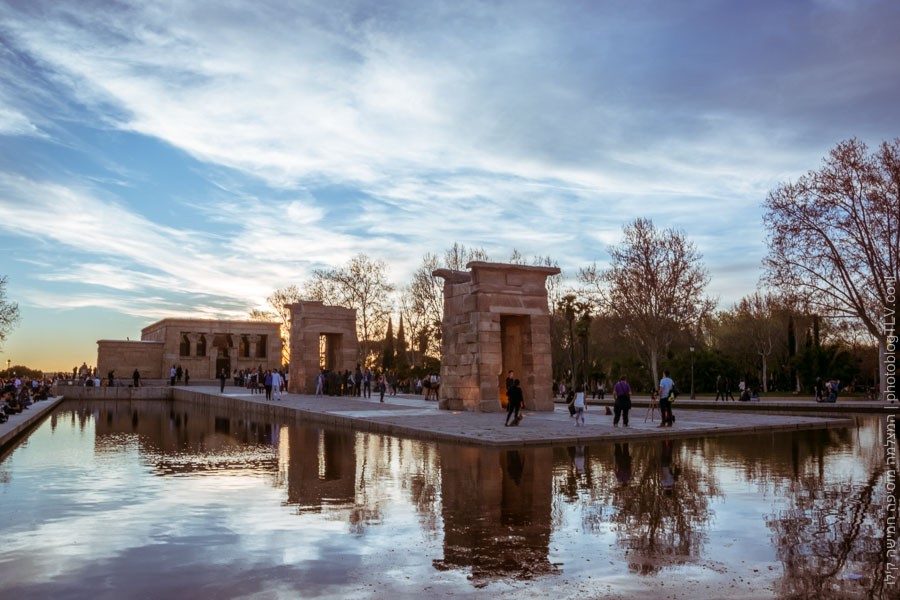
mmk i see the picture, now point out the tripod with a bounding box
[645,391,659,423]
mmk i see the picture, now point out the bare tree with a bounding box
[716,292,786,392]
[444,242,489,271]
[0,275,21,351]
[602,218,715,388]
[508,248,526,265]
[763,138,900,401]
[576,261,605,309]
[248,285,302,365]
[305,254,395,366]
[400,253,443,363]
[531,254,565,309]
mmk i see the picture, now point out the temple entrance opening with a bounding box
[500,315,528,409]
[319,333,343,371]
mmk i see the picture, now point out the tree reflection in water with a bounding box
[557,439,719,575]
[762,419,895,600]
[43,400,896,595]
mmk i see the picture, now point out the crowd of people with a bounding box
[0,375,55,422]
[309,367,441,400]
[232,367,287,401]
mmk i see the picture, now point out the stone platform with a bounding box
[52,385,859,448]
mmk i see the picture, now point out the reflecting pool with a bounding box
[0,400,896,599]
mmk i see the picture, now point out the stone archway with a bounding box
[433,261,560,412]
[287,301,359,394]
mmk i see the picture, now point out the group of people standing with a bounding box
[240,368,285,401]
[169,365,189,386]
[314,367,395,403]
[513,370,682,429]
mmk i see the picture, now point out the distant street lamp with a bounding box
[690,346,695,399]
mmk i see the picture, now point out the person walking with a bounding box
[573,386,587,426]
[715,375,725,402]
[612,375,632,427]
[378,372,386,402]
[132,368,141,388]
[315,369,325,396]
[658,370,676,427]
[725,377,735,401]
[271,369,283,401]
[264,370,273,401]
[170,365,176,386]
[218,368,227,393]
[505,379,523,426]
[184,369,190,386]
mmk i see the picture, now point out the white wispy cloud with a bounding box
[0,0,897,330]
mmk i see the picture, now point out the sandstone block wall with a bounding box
[96,340,165,379]
[434,262,559,413]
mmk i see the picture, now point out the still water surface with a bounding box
[0,400,895,599]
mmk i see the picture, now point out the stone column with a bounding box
[208,347,218,379]
[247,334,261,359]
[186,333,201,357]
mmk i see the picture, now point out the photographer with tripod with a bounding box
[657,370,677,428]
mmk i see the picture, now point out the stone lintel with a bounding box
[486,306,545,316]
[465,261,561,277]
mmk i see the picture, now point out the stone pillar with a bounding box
[186,333,201,357]
[208,347,218,379]
[247,334,261,359]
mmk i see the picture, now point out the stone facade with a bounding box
[433,261,560,413]
[98,318,282,380]
[96,340,164,381]
[287,301,359,394]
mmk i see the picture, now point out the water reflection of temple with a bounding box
[284,426,356,512]
[435,445,558,580]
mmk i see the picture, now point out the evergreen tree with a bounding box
[382,318,395,370]
[396,315,409,370]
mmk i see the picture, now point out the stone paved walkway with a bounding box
[173,386,856,447]
[3,387,876,451]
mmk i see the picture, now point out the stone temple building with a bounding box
[434,261,560,413]
[97,318,282,380]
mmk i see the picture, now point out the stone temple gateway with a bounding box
[287,301,359,394]
[434,261,560,413]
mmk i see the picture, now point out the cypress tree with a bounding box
[396,315,408,369]
[382,318,395,370]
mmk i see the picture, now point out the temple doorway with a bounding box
[500,315,528,409]
[319,333,343,371]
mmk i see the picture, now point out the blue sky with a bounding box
[1,0,898,371]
